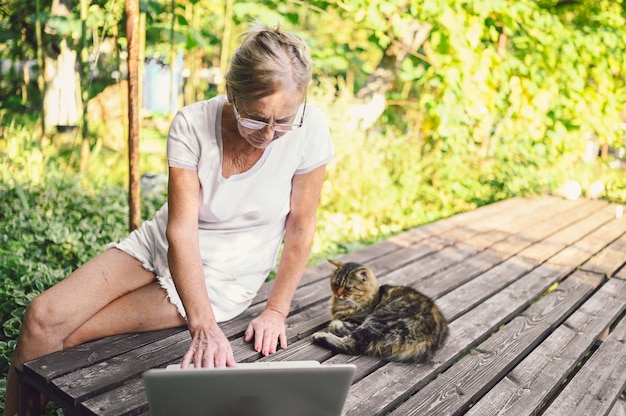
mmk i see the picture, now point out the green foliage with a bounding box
[0,180,119,385]
[0,177,167,408]
[0,123,168,411]
[310,96,558,263]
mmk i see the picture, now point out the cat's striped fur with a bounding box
[312,260,448,362]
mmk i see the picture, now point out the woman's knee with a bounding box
[21,293,67,345]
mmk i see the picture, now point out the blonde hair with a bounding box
[225,22,312,103]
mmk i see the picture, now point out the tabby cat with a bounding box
[311,260,448,362]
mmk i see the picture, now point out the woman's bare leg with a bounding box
[4,248,185,416]
[64,279,186,348]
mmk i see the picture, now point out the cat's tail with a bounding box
[388,305,449,363]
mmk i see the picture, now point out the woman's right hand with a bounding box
[181,323,236,368]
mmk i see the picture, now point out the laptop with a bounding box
[142,360,357,416]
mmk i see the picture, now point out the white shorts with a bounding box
[105,210,263,323]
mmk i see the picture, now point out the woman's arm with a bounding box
[244,164,327,355]
[167,166,236,367]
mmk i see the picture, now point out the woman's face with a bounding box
[233,88,305,149]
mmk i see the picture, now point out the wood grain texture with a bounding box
[465,277,626,416]
[341,262,572,416]
[543,312,626,416]
[390,271,603,416]
[582,234,626,277]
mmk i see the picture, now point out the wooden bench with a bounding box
[16,195,626,415]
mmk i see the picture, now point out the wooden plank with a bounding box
[608,396,626,416]
[543,312,626,416]
[379,242,480,288]
[548,211,626,268]
[340,262,572,416]
[324,354,384,383]
[515,198,605,241]
[434,255,539,321]
[49,331,190,405]
[389,197,552,250]
[441,197,572,254]
[333,239,405,264]
[469,196,559,234]
[463,229,518,251]
[389,218,456,245]
[383,196,525,246]
[418,248,510,299]
[380,194,525,247]
[362,237,449,275]
[21,327,185,381]
[434,197,537,231]
[527,198,606,242]
[464,277,626,416]
[471,197,575,233]
[422,200,604,300]
[519,239,569,263]
[546,201,613,245]
[582,233,626,277]
[491,199,606,256]
[81,377,149,416]
[17,370,43,416]
[520,203,614,263]
[475,197,592,238]
[390,271,604,416]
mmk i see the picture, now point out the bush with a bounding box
[0,176,167,393]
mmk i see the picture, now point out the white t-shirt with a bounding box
[109,95,334,322]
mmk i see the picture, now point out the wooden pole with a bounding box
[79,0,90,172]
[126,0,141,231]
[169,0,176,115]
[34,0,45,139]
[219,0,233,95]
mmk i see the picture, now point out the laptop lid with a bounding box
[142,361,357,416]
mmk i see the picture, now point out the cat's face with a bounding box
[328,260,379,302]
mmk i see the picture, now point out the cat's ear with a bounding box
[356,270,369,281]
[328,259,342,270]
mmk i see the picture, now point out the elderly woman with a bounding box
[4,23,333,415]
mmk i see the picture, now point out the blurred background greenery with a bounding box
[1,0,625,412]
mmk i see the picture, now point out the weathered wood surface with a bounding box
[16,195,626,416]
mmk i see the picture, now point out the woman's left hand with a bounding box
[244,308,287,356]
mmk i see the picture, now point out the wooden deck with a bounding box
[17,195,626,416]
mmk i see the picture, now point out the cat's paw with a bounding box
[328,320,343,332]
[311,331,330,345]
[311,331,327,340]
[311,331,353,354]
[328,320,350,336]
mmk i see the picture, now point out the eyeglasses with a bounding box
[232,97,306,132]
